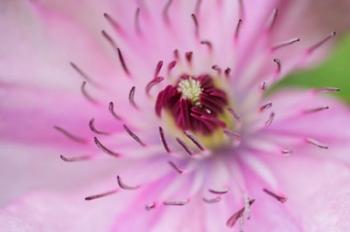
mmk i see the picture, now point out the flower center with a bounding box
[156,74,235,150]
[177,77,202,104]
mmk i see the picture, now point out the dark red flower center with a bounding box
[155,74,229,134]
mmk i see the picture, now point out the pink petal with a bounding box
[235,155,302,231]
[260,147,350,231]
[301,177,350,231]
[266,90,350,144]
[0,144,119,205]
[0,1,121,89]
[0,85,121,149]
[0,188,131,232]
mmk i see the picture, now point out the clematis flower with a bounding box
[1,0,350,231]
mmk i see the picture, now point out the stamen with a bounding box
[271,38,300,51]
[163,199,190,206]
[145,202,157,211]
[273,58,281,75]
[146,61,164,95]
[159,126,171,153]
[303,106,329,114]
[154,60,163,77]
[53,126,87,144]
[123,124,146,147]
[168,161,183,174]
[85,189,118,201]
[208,188,229,195]
[103,13,126,36]
[184,131,205,151]
[81,81,98,104]
[261,81,267,91]
[70,62,97,86]
[135,0,148,14]
[185,51,193,65]
[101,30,118,52]
[146,77,164,96]
[162,0,173,24]
[306,137,328,149]
[259,102,272,112]
[60,154,90,162]
[235,19,243,41]
[224,68,231,78]
[117,175,141,190]
[191,13,200,39]
[176,137,193,156]
[226,199,255,228]
[242,196,252,221]
[134,7,142,36]
[307,32,336,54]
[281,149,292,155]
[129,86,139,110]
[94,137,120,157]
[314,87,340,93]
[224,129,241,139]
[263,188,287,203]
[267,8,278,31]
[212,65,222,75]
[89,118,109,135]
[265,112,275,127]
[203,196,221,204]
[167,61,177,74]
[117,48,131,77]
[173,49,180,60]
[108,102,122,121]
[228,107,241,121]
[200,40,213,51]
[101,30,131,78]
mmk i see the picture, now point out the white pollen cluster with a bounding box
[177,78,202,103]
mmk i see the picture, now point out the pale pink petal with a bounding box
[279,0,350,38]
[0,1,120,89]
[0,144,118,205]
[233,0,350,91]
[0,85,122,149]
[250,90,350,159]
[301,177,350,231]
[262,0,349,82]
[0,188,132,232]
[259,147,350,231]
[270,91,350,141]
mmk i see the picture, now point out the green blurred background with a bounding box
[274,35,350,103]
